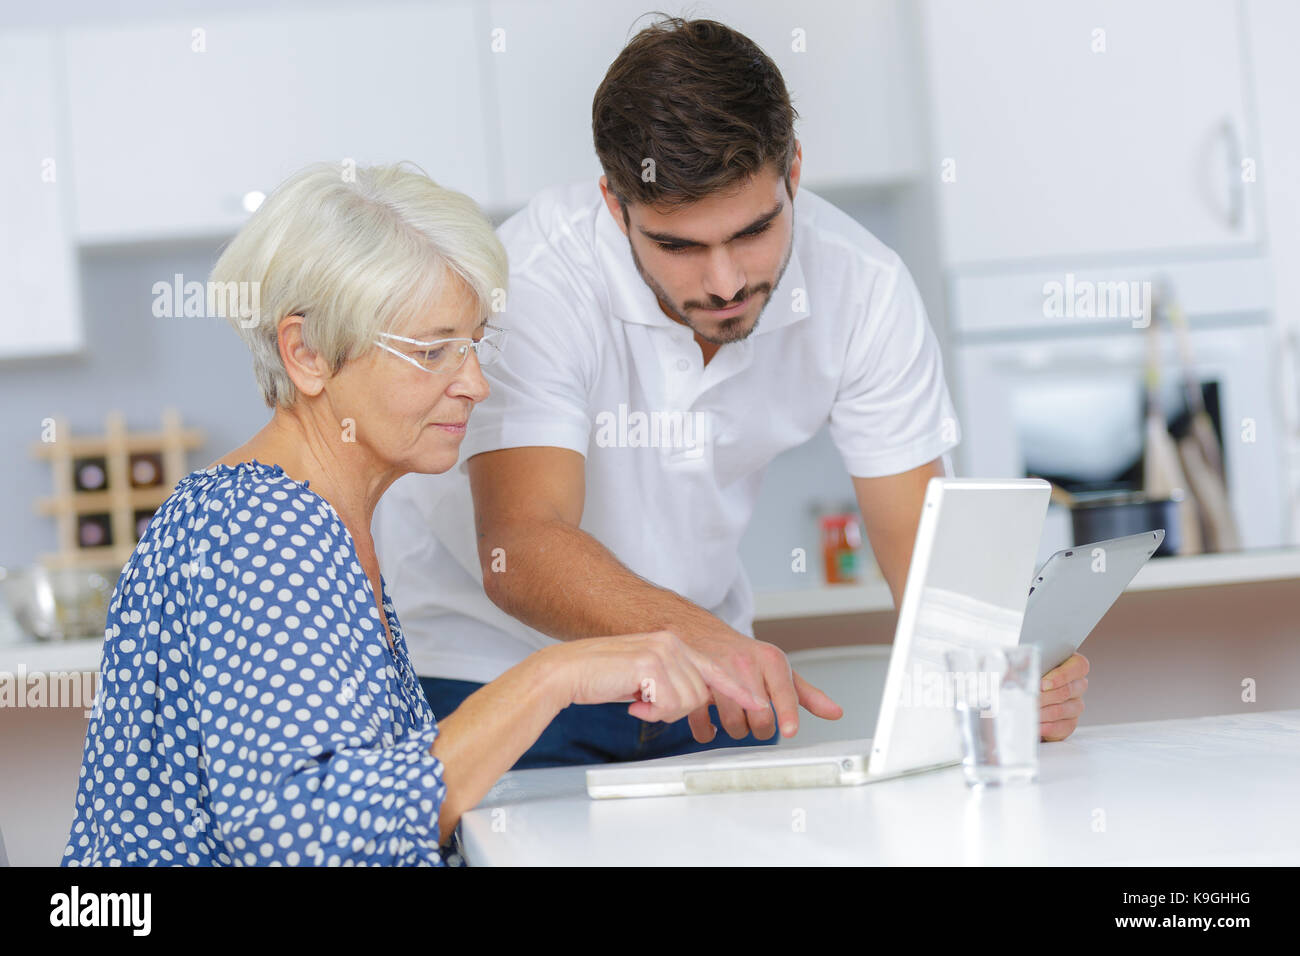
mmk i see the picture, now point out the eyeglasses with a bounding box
[375,324,507,375]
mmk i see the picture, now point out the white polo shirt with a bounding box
[375,180,961,684]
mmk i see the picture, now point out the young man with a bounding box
[376,16,1088,768]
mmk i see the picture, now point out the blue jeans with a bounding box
[420,676,780,770]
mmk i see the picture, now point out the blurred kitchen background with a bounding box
[4,0,1300,863]
[6,0,1300,588]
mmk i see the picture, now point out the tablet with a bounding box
[1019,529,1164,675]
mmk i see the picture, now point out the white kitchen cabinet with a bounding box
[701,0,921,189]
[0,31,82,357]
[62,3,493,243]
[478,0,644,208]
[921,0,1260,266]
[482,0,920,210]
[1245,0,1300,544]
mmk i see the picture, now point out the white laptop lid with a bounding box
[869,478,1050,775]
[584,477,1051,798]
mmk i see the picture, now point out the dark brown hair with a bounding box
[592,14,799,213]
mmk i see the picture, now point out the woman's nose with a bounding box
[451,350,491,402]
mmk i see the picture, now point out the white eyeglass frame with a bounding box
[374,324,506,375]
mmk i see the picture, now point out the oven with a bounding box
[945,257,1291,559]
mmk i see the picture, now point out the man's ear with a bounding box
[787,140,802,200]
[598,175,630,237]
[277,314,329,398]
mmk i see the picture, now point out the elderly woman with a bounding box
[61,163,753,866]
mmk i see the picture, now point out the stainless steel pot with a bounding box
[1067,490,1181,558]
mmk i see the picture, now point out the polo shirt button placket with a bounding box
[660,347,704,468]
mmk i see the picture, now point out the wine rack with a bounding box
[30,409,204,571]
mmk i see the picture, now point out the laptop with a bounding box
[586,477,1052,799]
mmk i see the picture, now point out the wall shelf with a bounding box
[0,638,104,677]
[753,548,1300,621]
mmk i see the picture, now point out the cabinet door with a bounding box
[701,0,921,189]
[63,3,492,243]
[1245,0,1300,544]
[481,0,649,209]
[922,0,1259,265]
[0,31,81,357]
[484,0,920,210]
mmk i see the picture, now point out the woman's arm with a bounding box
[183,490,756,863]
[428,644,570,842]
[430,631,761,839]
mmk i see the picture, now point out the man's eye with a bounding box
[655,223,770,255]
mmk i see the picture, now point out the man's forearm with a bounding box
[852,460,944,608]
[480,518,731,642]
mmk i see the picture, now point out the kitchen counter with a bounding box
[754,547,1300,620]
[0,637,104,676]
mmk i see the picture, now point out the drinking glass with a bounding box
[944,643,1040,787]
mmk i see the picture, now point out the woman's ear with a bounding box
[278,314,329,398]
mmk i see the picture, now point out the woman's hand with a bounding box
[548,630,766,725]
[431,632,765,839]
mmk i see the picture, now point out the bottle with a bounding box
[73,457,108,492]
[820,509,863,584]
[129,452,163,488]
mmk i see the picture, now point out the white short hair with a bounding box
[210,161,508,407]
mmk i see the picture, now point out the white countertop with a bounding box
[458,709,1300,866]
[754,547,1300,620]
[0,637,104,675]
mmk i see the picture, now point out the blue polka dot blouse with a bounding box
[62,461,450,866]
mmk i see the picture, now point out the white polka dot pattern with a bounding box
[61,462,450,866]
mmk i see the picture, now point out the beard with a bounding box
[627,230,795,346]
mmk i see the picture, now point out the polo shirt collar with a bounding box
[594,193,812,336]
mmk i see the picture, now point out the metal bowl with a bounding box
[0,565,114,641]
